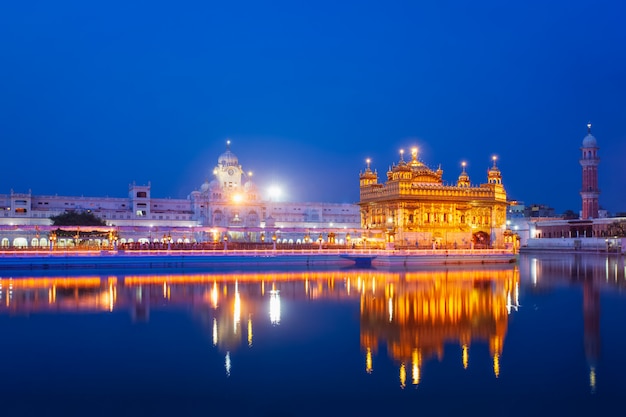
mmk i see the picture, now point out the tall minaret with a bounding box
[580,123,600,219]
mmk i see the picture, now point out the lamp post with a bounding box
[346,232,351,248]
[223,232,228,250]
[318,233,323,250]
[49,231,57,251]
[272,233,277,250]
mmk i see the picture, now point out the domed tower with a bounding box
[359,158,378,187]
[487,156,502,184]
[457,162,470,187]
[580,123,600,219]
[214,140,244,193]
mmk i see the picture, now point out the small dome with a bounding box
[200,179,210,192]
[582,133,597,148]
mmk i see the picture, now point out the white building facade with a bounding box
[0,142,361,248]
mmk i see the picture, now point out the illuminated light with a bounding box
[346,278,350,296]
[388,297,393,322]
[412,349,420,385]
[411,147,418,158]
[163,281,167,299]
[211,282,218,309]
[400,363,407,389]
[247,317,253,347]
[269,289,281,325]
[225,352,231,377]
[268,185,282,201]
[212,318,218,346]
[48,288,53,304]
[372,277,376,294]
[366,347,373,374]
[462,344,469,369]
[493,354,500,378]
[234,284,241,334]
[233,193,243,203]
[305,279,309,295]
[589,367,596,393]
[506,291,512,314]
[109,282,114,312]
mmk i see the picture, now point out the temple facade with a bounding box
[358,147,508,248]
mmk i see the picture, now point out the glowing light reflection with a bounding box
[269,289,281,325]
[366,347,373,374]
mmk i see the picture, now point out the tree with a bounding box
[50,211,107,226]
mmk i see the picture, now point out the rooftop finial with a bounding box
[492,155,498,168]
[366,158,371,170]
[226,139,231,149]
[399,149,405,163]
[587,122,592,134]
[461,161,467,173]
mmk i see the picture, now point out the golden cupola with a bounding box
[457,162,470,187]
[359,158,378,187]
[487,156,502,184]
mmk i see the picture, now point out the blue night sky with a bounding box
[1,0,625,214]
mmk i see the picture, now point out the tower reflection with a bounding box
[359,268,520,385]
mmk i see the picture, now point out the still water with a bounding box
[1,253,625,417]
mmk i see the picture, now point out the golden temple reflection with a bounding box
[212,318,218,346]
[346,278,350,296]
[162,281,167,299]
[399,363,407,389]
[462,344,469,369]
[366,347,373,374]
[360,267,518,384]
[412,349,421,386]
[247,317,253,347]
[493,353,500,378]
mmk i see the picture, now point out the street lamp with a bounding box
[49,231,57,251]
[272,232,277,250]
[346,233,351,247]
[223,232,229,250]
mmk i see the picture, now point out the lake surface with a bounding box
[1,252,625,417]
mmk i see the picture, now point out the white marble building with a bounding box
[0,142,361,247]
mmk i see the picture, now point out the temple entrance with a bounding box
[472,231,490,248]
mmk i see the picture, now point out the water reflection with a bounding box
[519,253,626,394]
[360,268,519,385]
[1,254,625,397]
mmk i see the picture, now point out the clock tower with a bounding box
[215,140,244,192]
